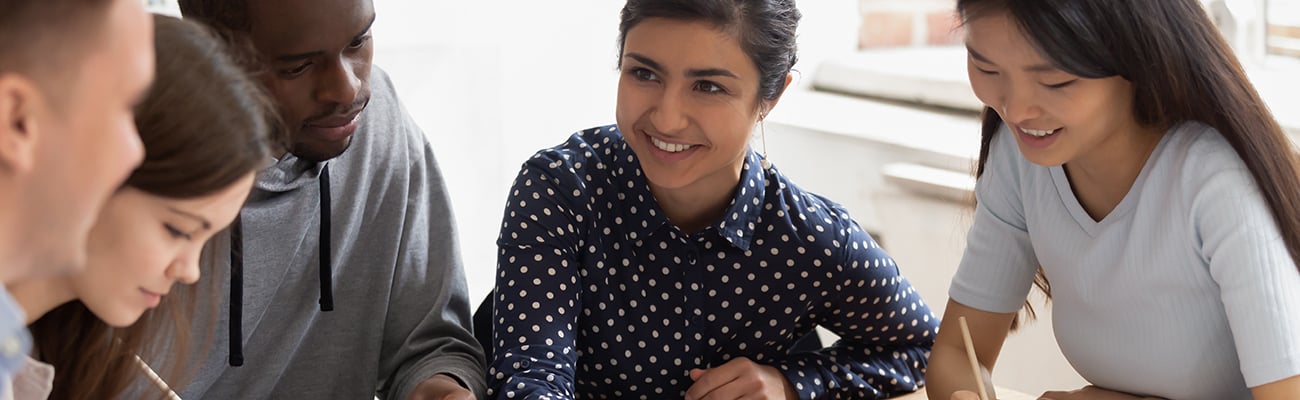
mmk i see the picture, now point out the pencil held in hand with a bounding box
[959,316,990,400]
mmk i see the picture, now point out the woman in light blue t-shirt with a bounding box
[924,1,1300,399]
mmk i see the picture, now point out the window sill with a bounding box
[814,47,1300,140]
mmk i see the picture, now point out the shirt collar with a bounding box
[713,151,767,251]
[0,288,31,373]
[610,130,766,251]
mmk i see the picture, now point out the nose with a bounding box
[167,252,201,285]
[997,82,1043,125]
[649,87,689,135]
[314,57,361,108]
[125,124,145,167]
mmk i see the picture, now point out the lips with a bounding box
[140,288,165,308]
[638,129,701,161]
[1019,126,1061,137]
[301,109,364,142]
[650,136,696,152]
[1014,124,1064,150]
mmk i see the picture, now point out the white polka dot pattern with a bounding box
[487,126,938,399]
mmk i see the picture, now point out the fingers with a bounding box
[686,358,793,400]
[686,363,744,400]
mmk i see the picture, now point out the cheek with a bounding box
[967,74,1000,109]
[266,81,309,124]
[615,83,649,127]
[90,220,174,283]
[349,50,374,75]
[698,104,754,152]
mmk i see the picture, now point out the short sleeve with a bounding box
[948,126,1039,313]
[1192,140,1300,387]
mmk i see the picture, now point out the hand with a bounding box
[406,374,475,400]
[684,357,798,400]
[1039,386,1164,400]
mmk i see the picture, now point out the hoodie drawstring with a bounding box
[229,216,244,367]
[319,164,334,311]
[227,163,335,367]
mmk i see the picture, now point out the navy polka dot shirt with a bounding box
[488,125,938,399]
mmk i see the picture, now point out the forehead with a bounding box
[624,18,755,74]
[964,12,1050,63]
[246,0,375,53]
[76,0,153,101]
[127,174,253,218]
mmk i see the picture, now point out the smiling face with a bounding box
[247,0,374,162]
[616,18,774,196]
[69,173,253,327]
[964,11,1142,167]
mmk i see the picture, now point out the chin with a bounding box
[101,313,143,328]
[291,139,353,162]
[643,171,695,191]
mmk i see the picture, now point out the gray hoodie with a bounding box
[171,68,486,399]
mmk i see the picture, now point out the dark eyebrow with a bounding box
[686,68,737,79]
[274,14,377,63]
[167,207,212,231]
[623,53,738,79]
[624,53,663,72]
[966,44,1060,73]
[966,45,993,65]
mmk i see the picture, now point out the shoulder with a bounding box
[1160,122,1254,196]
[348,66,429,163]
[766,168,876,252]
[518,125,624,182]
[1168,122,1247,174]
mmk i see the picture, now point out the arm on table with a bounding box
[925,300,1013,400]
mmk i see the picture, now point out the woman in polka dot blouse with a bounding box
[487,1,939,399]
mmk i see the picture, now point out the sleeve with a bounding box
[486,155,588,400]
[1194,150,1300,387]
[379,95,487,400]
[947,127,1039,313]
[770,216,939,399]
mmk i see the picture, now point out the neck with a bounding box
[650,160,745,235]
[0,194,29,284]
[1063,121,1164,220]
[8,277,76,324]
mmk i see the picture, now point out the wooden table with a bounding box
[890,386,1037,400]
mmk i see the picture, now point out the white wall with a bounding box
[369,1,862,302]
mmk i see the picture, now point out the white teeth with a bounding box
[1023,128,1059,137]
[650,136,695,153]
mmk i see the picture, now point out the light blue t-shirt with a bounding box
[950,122,1300,400]
[0,287,32,398]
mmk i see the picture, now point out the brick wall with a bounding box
[858,0,962,49]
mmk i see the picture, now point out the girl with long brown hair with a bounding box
[925,0,1300,399]
[5,14,277,400]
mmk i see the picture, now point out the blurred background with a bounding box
[148,0,1300,394]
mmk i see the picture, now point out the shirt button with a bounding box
[2,336,19,357]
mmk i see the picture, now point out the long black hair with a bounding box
[960,0,1300,327]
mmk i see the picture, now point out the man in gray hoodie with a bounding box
[172,0,486,398]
